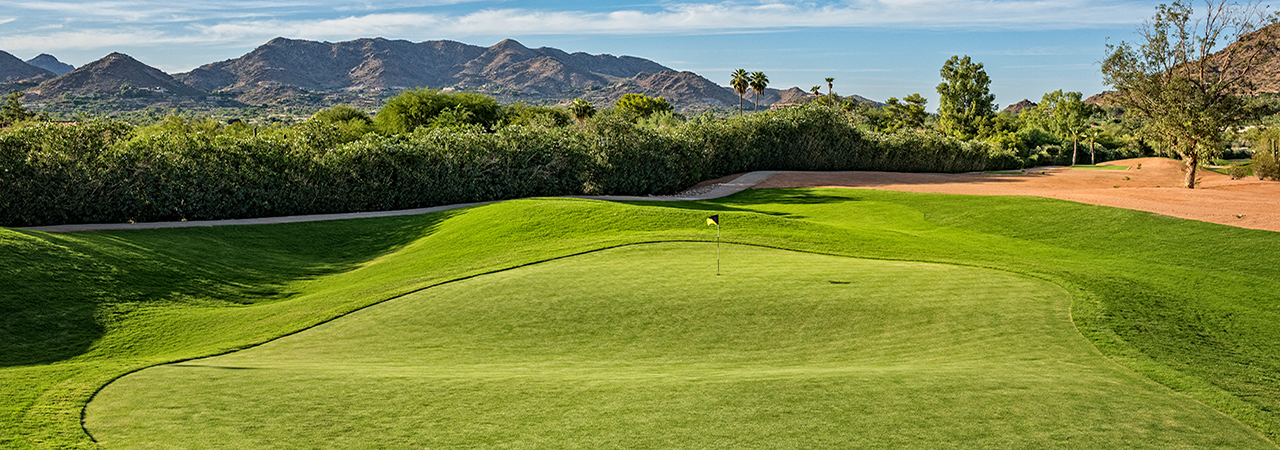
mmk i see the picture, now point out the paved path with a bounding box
[21,171,782,233]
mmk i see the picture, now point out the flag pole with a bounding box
[707,214,721,276]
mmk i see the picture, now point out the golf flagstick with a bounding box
[707,215,720,275]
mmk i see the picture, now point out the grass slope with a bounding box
[2,188,1278,448]
[90,243,1266,448]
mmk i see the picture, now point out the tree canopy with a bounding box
[883,93,928,132]
[312,105,372,125]
[614,93,673,119]
[569,98,596,124]
[502,103,573,128]
[730,69,750,115]
[373,88,502,134]
[1025,90,1096,165]
[750,72,769,113]
[1,91,36,126]
[936,55,996,140]
[1101,0,1278,188]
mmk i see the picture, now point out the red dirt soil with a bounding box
[753,157,1280,233]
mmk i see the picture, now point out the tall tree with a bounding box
[1,91,35,126]
[750,72,769,113]
[1086,128,1102,165]
[1101,0,1277,188]
[935,55,996,140]
[730,69,750,115]
[1027,90,1096,166]
[825,77,835,97]
[884,93,929,132]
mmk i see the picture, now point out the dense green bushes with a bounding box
[1,104,1017,227]
[695,106,1009,174]
[373,89,502,134]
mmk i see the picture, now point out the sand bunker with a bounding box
[753,158,1280,233]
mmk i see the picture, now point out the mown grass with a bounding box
[3,189,1279,448]
[1208,159,1255,177]
[89,243,1268,448]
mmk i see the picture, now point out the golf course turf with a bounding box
[3,188,1280,448]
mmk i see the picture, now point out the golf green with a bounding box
[86,243,1269,448]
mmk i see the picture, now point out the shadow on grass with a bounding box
[626,189,862,216]
[0,211,457,368]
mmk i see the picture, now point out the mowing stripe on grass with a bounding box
[5,190,1280,448]
[86,243,1272,449]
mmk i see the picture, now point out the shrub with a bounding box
[0,104,1022,227]
[1256,150,1280,181]
[581,112,699,195]
[373,89,502,134]
[615,93,673,119]
[312,105,372,125]
[501,103,573,128]
[1227,164,1250,180]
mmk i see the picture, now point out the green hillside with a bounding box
[3,189,1279,448]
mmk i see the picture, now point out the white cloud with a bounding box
[0,1,1155,56]
[0,0,315,23]
[0,29,207,52]
[176,1,1154,45]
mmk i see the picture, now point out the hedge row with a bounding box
[0,105,1017,227]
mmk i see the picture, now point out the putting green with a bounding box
[86,243,1268,448]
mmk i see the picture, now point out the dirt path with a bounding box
[754,157,1280,233]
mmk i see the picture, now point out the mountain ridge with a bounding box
[26,54,73,76]
[6,37,892,112]
[25,52,205,101]
[0,50,53,83]
[177,37,679,103]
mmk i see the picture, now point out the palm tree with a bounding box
[825,77,834,97]
[749,72,768,113]
[569,98,595,124]
[810,85,822,99]
[1086,127,1101,165]
[730,69,750,115]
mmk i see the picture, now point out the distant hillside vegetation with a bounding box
[25,53,205,102]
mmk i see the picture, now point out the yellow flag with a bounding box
[706,215,719,226]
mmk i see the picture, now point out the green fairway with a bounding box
[87,243,1267,448]
[4,189,1280,448]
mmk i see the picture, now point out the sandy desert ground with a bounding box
[751,158,1280,233]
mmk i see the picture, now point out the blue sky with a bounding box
[0,0,1172,108]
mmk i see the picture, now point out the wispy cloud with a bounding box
[0,1,1154,54]
[0,0,314,23]
[945,46,1096,57]
[0,29,207,51]
[184,1,1154,43]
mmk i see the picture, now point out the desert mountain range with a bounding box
[0,38,888,111]
[11,28,1280,113]
[0,51,55,83]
